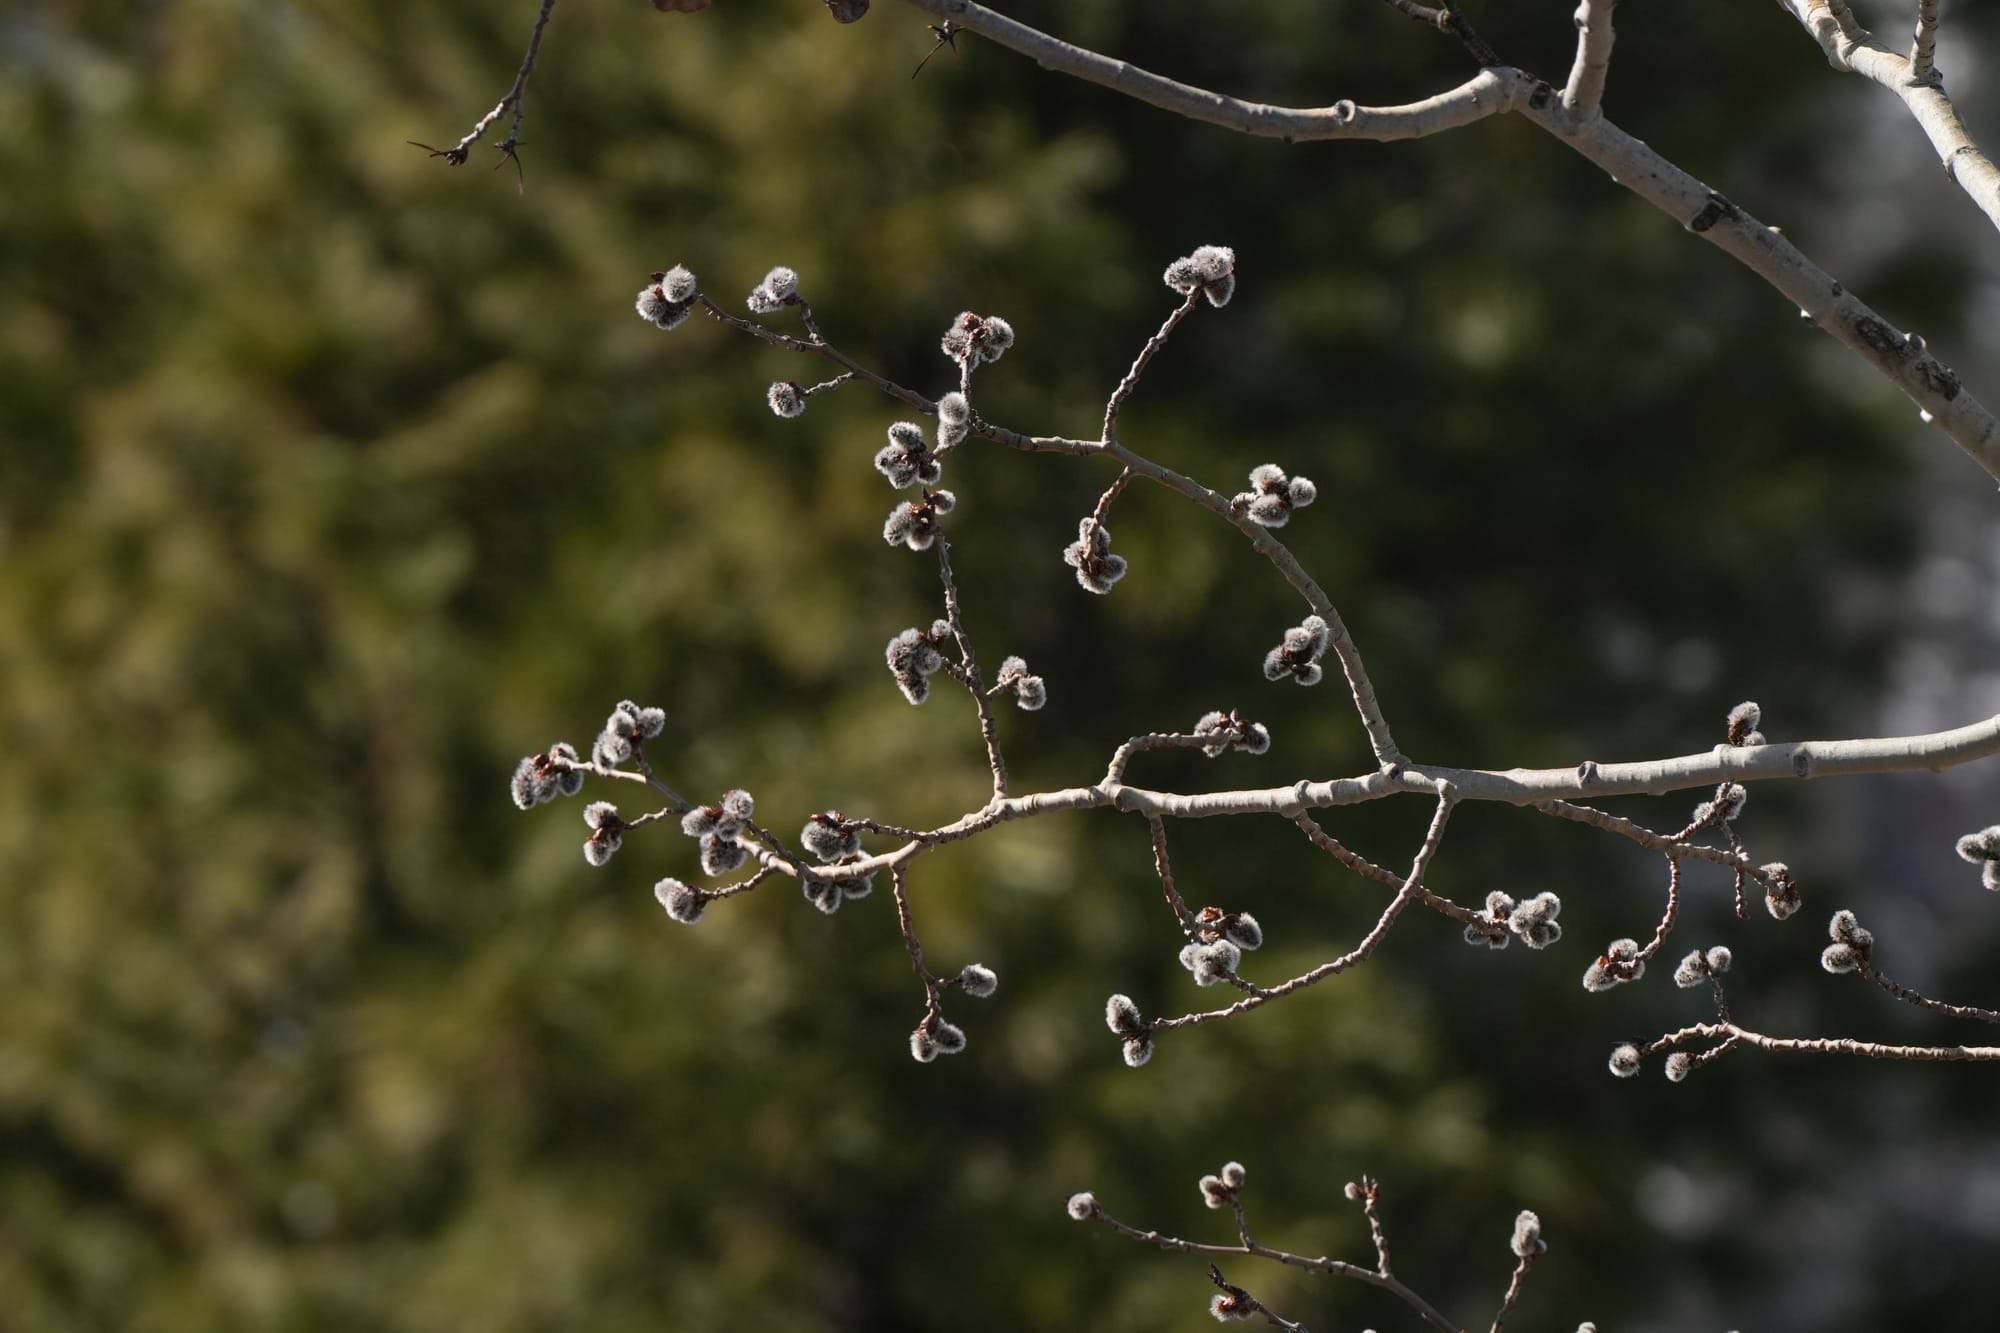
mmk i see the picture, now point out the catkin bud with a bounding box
[1761,862,1802,919]
[767,381,805,418]
[1209,1292,1254,1322]
[1063,518,1128,595]
[1180,939,1242,987]
[655,878,705,924]
[658,265,697,303]
[1066,1192,1099,1221]
[1692,782,1748,828]
[1222,913,1263,951]
[1507,891,1563,949]
[1827,908,1873,952]
[700,834,748,877]
[1105,993,1147,1037]
[1510,1210,1545,1258]
[802,877,842,915]
[958,964,999,998]
[875,421,943,489]
[1163,245,1237,307]
[1608,1043,1643,1078]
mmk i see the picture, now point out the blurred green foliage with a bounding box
[3,0,1997,1329]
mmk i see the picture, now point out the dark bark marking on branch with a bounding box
[1853,314,1907,356]
[1687,192,1738,233]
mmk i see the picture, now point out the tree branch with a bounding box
[899,0,2000,479]
[1561,0,1616,119]
[1773,0,2000,232]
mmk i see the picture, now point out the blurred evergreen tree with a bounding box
[1,1,1994,1329]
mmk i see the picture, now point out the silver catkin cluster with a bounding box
[1954,825,2000,890]
[510,742,586,810]
[1582,937,1646,992]
[1672,945,1733,988]
[940,311,1015,365]
[1262,615,1330,686]
[883,490,956,551]
[1690,781,1748,830]
[1820,909,1874,974]
[1162,244,1237,308]
[1760,861,1803,919]
[909,1013,968,1063]
[767,380,806,418]
[876,421,943,489]
[745,264,800,314]
[1231,463,1318,528]
[886,621,951,704]
[994,655,1047,711]
[654,876,707,925]
[1193,709,1271,757]
[1197,1159,1247,1210]
[593,699,667,767]
[582,800,626,866]
[682,788,757,876]
[1725,699,1766,747]
[936,391,972,450]
[1104,993,1153,1067]
[1510,1209,1546,1259]
[1180,909,1264,987]
[635,265,699,331]
[1062,518,1128,595]
[799,811,874,913]
[1463,890,1564,950]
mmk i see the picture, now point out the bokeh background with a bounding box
[6,0,2000,1328]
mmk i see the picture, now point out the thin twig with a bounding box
[1151,785,1455,1034]
[1489,1251,1539,1333]
[1103,290,1200,442]
[935,537,1008,798]
[890,864,942,1014]
[1290,812,1477,924]
[1081,1201,1458,1332]
[1858,963,2000,1025]
[1375,0,1501,67]
[1633,856,1682,964]
[1148,815,1200,933]
[411,0,559,187]
[1354,1176,1394,1276]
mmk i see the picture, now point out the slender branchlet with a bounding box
[1067,1162,1565,1332]
[409,0,559,187]
[519,245,2000,1099]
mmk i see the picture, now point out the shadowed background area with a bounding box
[4,0,2000,1329]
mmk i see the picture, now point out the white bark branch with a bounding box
[1561,0,1616,120]
[894,0,2000,479]
[905,0,1526,142]
[1911,0,1941,82]
[794,711,2000,896]
[1517,99,2000,478]
[1775,0,2000,232]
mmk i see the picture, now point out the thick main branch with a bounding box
[898,0,2000,480]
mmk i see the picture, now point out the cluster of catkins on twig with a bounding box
[1066,1159,1577,1330]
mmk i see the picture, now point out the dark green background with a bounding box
[5,1,1999,1328]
